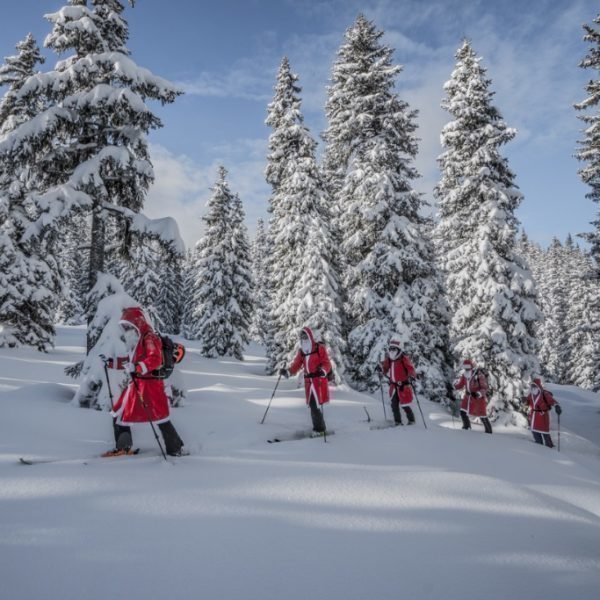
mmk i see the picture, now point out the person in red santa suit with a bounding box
[103,307,185,457]
[454,359,492,434]
[379,339,417,425]
[279,327,332,433]
[526,377,562,448]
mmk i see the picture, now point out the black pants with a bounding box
[532,431,554,448]
[309,396,326,433]
[460,411,492,434]
[391,393,415,425]
[114,419,184,455]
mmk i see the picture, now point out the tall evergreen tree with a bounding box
[435,40,541,416]
[265,57,345,376]
[156,251,183,335]
[0,33,60,350]
[0,1,182,353]
[250,218,270,345]
[323,16,451,396]
[575,13,600,268]
[187,167,251,359]
[564,241,600,389]
[0,1,183,404]
[537,238,570,382]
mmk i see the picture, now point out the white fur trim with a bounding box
[138,362,149,375]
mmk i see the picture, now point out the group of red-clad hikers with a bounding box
[100,307,563,458]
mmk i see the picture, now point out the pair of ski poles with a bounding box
[378,371,427,429]
[103,361,168,461]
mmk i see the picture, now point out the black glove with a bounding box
[99,354,108,364]
[279,368,289,379]
[554,404,562,415]
[471,391,481,398]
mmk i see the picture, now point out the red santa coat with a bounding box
[527,387,557,433]
[381,353,416,405]
[454,370,488,417]
[107,307,171,425]
[288,327,332,405]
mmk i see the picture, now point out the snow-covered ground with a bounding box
[1,327,599,600]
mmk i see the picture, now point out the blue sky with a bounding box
[0,0,597,248]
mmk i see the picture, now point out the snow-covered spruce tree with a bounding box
[575,13,600,268]
[1,0,182,318]
[0,1,183,405]
[322,16,451,396]
[250,218,271,345]
[536,238,570,382]
[434,40,541,416]
[564,241,600,389]
[187,167,250,359]
[180,247,196,340]
[156,251,183,335]
[228,191,254,357]
[0,33,61,350]
[265,57,345,376]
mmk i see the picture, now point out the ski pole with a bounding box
[557,413,560,453]
[410,383,428,430]
[377,371,388,421]
[102,361,116,411]
[129,373,168,461]
[260,372,282,424]
[103,360,123,448]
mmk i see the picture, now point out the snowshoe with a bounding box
[101,448,139,458]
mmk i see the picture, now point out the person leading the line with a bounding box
[102,306,185,457]
[453,359,493,434]
[279,327,332,433]
[379,339,417,425]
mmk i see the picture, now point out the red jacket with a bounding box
[107,307,170,425]
[454,370,488,417]
[381,353,416,405]
[288,327,332,405]
[527,388,557,433]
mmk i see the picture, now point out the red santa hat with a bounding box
[462,359,474,369]
[389,339,402,350]
[531,377,543,390]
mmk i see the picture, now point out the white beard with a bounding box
[124,329,139,351]
[301,339,312,354]
[389,350,400,360]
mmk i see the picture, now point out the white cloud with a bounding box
[145,143,270,250]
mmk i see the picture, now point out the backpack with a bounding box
[151,335,186,379]
[473,367,493,398]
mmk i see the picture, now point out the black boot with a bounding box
[113,420,133,450]
[403,406,416,425]
[309,397,326,433]
[482,417,493,434]
[460,411,471,430]
[391,394,403,425]
[159,421,185,456]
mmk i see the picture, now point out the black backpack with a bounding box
[151,335,185,379]
[473,367,493,398]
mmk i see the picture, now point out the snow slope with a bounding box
[1,327,599,600]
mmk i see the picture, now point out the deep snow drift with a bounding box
[1,327,599,600]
